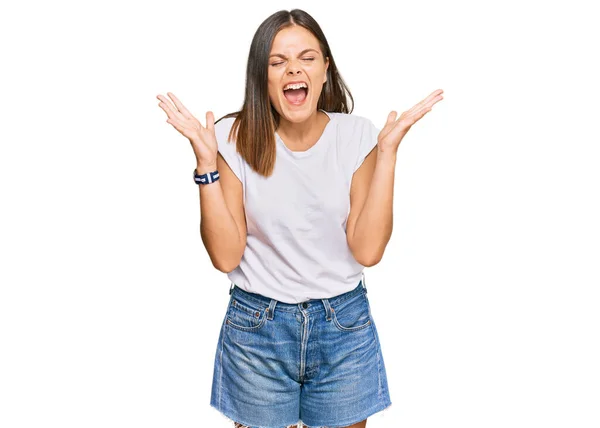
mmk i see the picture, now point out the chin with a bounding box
[277,101,315,122]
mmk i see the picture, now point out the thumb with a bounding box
[206,111,215,133]
[386,111,398,126]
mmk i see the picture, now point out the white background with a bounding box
[1,0,599,427]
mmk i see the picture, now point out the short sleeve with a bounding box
[215,117,244,183]
[353,117,380,173]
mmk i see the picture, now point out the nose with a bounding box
[286,60,302,75]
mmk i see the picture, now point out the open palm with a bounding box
[156,92,218,166]
[378,89,444,152]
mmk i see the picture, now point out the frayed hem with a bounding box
[210,402,301,428]
[233,423,302,428]
[302,400,393,428]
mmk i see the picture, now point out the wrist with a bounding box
[193,166,219,185]
[376,145,397,163]
[195,162,217,175]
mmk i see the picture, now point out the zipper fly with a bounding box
[299,309,309,383]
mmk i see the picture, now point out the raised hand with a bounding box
[378,89,444,153]
[156,92,218,169]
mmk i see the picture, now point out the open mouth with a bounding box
[283,86,309,105]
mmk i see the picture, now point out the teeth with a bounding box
[283,82,308,91]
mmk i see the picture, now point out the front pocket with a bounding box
[226,298,268,332]
[330,291,372,332]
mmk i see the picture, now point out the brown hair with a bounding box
[215,9,354,177]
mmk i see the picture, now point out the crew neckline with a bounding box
[275,109,334,158]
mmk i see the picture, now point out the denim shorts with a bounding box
[210,277,392,428]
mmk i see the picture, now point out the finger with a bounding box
[158,101,181,121]
[157,94,177,113]
[408,92,442,117]
[424,89,443,102]
[413,105,436,120]
[167,92,194,120]
[157,95,184,119]
[386,111,398,126]
[414,103,436,121]
[422,89,444,107]
[403,101,435,125]
[160,103,192,132]
[166,115,194,136]
[157,101,174,118]
[422,93,444,111]
[166,116,182,131]
[413,89,444,112]
[206,111,215,133]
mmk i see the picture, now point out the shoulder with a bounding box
[329,111,371,125]
[328,112,376,133]
[214,116,245,182]
[328,112,378,143]
[214,115,237,144]
[214,116,242,166]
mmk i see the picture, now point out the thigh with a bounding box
[300,288,392,427]
[210,291,302,428]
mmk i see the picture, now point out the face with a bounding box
[267,25,329,124]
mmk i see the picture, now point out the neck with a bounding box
[277,110,324,144]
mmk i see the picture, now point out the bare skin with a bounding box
[230,28,368,428]
[267,25,329,149]
[159,22,443,428]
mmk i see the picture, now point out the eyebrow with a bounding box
[269,48,320,58]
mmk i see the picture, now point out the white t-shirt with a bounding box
[215,109,380,304]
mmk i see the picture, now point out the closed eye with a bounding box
[270,58,316,67]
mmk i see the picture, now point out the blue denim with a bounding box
[210,278,392,428]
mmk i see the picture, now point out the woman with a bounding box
[157,9,443,428]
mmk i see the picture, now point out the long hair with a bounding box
[215,9,354,177]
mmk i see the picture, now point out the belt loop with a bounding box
[321,298,332,321]
[362,271,368,293]
[229,282,235,295]
[267,299,277,320]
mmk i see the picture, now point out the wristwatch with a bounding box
[193,168,220,185]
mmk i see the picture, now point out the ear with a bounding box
[324,57,329,83]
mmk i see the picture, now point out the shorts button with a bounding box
[302,302,308,309]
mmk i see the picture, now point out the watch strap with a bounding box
[193,168,220,185]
